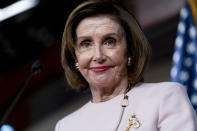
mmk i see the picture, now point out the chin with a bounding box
[91,78,115,87]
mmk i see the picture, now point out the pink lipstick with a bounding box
[91,66,111,72]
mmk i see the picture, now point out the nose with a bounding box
[92,45,105,63]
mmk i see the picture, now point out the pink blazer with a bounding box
[55,82,197,131]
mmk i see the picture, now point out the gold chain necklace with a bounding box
[114,83,131,131]
[114,83,141,131]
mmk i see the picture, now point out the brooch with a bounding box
[126,113,140,131]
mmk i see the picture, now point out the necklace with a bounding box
[114,83,132,131]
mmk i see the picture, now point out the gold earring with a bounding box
[75,62,79,70]
[128,57,132,66]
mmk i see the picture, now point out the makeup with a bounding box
[91,66,111,72]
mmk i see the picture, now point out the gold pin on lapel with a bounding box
[126,113,140,131]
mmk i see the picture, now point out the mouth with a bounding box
[91,66,112,72]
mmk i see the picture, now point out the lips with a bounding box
[91,66,111,72]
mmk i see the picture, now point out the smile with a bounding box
[91,66,111,72]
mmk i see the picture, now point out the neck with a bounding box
[90,78,128,103]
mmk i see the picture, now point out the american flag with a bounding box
[171,1,197,112]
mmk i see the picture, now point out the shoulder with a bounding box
[132,82,187,96]
[129,82,194,112]
[133,82,193,105]
[55,102,90,131]
[136,81,185,90]
[129,82,197,130]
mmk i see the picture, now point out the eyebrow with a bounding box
[103,33,122,38]
[77,36,91,43]
[77,32,122,41]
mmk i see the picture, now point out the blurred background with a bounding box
[0,0,196,130]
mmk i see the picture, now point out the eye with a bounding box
[104,38,116,47]
[79,40,91,48]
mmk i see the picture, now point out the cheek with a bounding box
[107,48,127,66]
[75,52,90,69]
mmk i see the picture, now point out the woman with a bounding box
[55,0,197,131]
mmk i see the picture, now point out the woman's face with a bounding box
[75,15,128,88]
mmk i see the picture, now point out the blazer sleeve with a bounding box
[157,82,197,131]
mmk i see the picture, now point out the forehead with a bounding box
[76,15,124,36]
